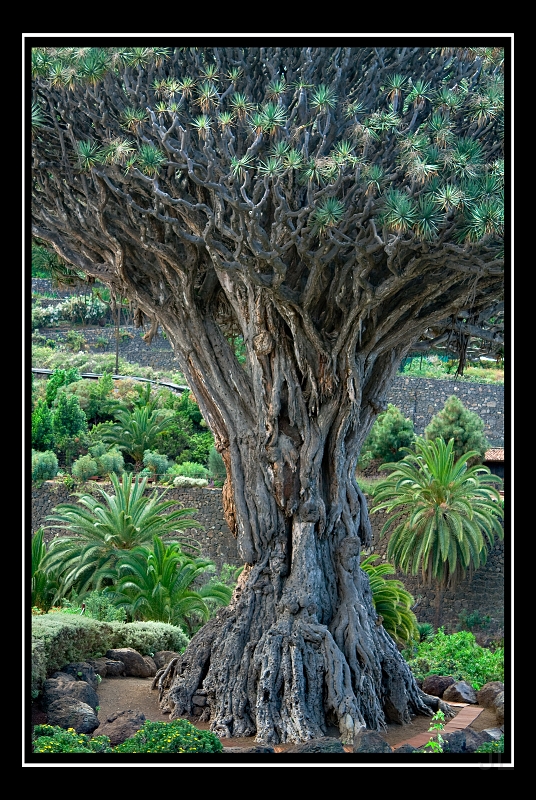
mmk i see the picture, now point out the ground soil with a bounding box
[54,675,498,750]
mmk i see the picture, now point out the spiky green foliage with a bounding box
[101,401,174,469]
[360,554,419,645]
[32,528,60,611]
[41,472,201,599]
[105,535,232,631]
[371,437,504,588]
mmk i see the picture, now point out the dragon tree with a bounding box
[30,42,506,744]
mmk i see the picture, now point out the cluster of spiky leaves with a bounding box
[31,45,504,246]
[371,437,504,588]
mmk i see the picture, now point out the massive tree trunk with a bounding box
[149,278,440,744]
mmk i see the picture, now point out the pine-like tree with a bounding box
[424,394,490,465]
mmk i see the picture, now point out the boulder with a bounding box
[476,681,504,709]
[352,729,393,753]
[58,661,99,690]
[105,648,154,678]
[153,651,182,670]
[41,675,99,713]
[421,675,455,697]
[283,737,346,754]
[441,728,495,753]
[492,691,504,725]
[442,680,477,704]
[46,697,100,734]
[93,710,147,746]
[143,655,157,676]
[394,743,417,753]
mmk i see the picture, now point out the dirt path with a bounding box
[94,675,498,749]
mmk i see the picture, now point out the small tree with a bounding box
[358,404,415,470]
[45,367,81,406]
[51,390,88,466]
[424,395,490,465]
[31,399,54,452]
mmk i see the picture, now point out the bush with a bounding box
[424,394,490,465]
[113,718,223,753]
[32,450,59,482]
[402,627,504,690]
[475,734,504,753]
[358,403,415,470]
[172,461,209,479]
[33,725,113,754]
[142,449,171,478]
[173,476,209,488]
[71,454,99,482]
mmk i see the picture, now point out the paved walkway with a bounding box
[391,702,484,750]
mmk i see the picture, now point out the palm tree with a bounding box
[106,535,233,633]
[102,397,174,470]
[41,472,201,600]
[370,437,504,625]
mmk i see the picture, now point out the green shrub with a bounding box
[143,449,171,478]
[33,725,113,754]
[71,454,99,482]
[424,394,490,465]
[32,399,55,451]
[172,461,209,479]
[173,476,209,488]
[403,627,504,690]
[475,735,504,753]
[358,403,415,469]
[106,620,190,655]
[32,450,59,482]
[113,719,223,753]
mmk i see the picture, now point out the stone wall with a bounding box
[34,323,505,447]
[32,482,505,635]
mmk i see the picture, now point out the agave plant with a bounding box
[101,138,136,166]
[194,81,219,112]
[191,114,213,140]
[257,156,284,177]
[121,107,148,132]
[266,77,286,101]
[230,154,254,179]
[230,92,255,120]
[380,189,418,234]
[382,73,407,113]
